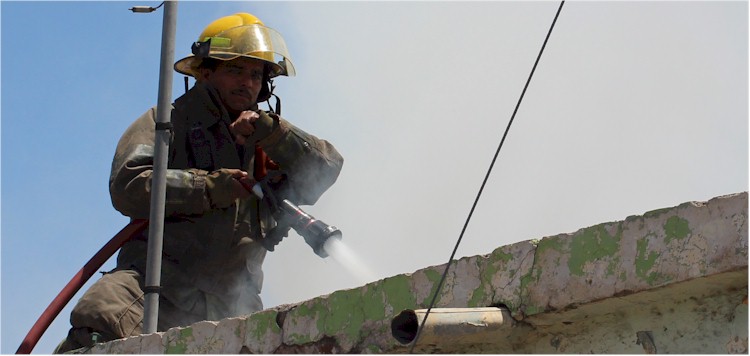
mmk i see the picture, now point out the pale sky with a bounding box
[2,1,747,353]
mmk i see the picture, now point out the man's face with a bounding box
[200,57,265,115]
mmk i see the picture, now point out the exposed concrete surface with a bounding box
[84,192,748,354]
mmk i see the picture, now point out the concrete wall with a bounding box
[84,192,748,354]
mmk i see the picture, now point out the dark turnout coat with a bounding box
[69,82,343,339]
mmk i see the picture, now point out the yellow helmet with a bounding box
[174,12,296,78]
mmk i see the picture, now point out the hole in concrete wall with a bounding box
[276,310,287,329]
[391,309,419,344]
[636,330,657,354]
[313,336,340,353]
[614,289,635,298]
[275,336,340,354]
[490,303,510,310]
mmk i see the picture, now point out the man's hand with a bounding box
[229,110,260,145]
[205,168,255,208]
[224,169,254,199]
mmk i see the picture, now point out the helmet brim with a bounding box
[174,24,296,78]
[173,53,294,78]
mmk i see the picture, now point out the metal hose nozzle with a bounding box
[278,199,341,258]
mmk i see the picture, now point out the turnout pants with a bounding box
[55,269,206,353]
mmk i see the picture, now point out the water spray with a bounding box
[248,150,378,284]
[248,148,379,285]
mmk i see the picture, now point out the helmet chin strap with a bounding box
[266,93,281,115]
[263,78,282,115]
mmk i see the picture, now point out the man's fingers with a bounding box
[230,114,257,144]
[230,121,255,135]
[226,169,249,179]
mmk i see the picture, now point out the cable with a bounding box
[407,1,565,352]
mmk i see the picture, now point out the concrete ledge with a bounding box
[86,192,748,353]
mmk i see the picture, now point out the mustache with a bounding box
[231,89,255,99]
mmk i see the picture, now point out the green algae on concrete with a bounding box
[536,236,565,255]
[285,274,417,346]
[468,248,515,307]
[518,267,538,311]
[643,207,673,219]
[286,301,323,344]
[635,236,661,285]
[246,310,280,340]
[528,237,566,285]
[320,289,369,341]
[420,268,443,307]
[515,266,539,316]
[382,274,418,312]
[664,215,691,244]
[360,285,388,320]
[315,284,392,342]
[165,327,192,354]
[568,223,622,276]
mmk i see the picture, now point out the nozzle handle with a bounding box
[241,178,341,258]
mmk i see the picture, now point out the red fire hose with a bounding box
[16,219,148,354]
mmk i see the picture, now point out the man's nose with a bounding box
[232,71,255,85]
[238,75,255,87]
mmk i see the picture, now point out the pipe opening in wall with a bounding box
[391,309,420,344]
[391,307,514,346]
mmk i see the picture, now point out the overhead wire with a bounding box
[407,1,566,352]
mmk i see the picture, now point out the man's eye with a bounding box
[223,66,263,80]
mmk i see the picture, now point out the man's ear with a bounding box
[196,67,212,82]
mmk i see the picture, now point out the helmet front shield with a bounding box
[203,24,295,77]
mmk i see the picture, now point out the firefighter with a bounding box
[56,12,343,352]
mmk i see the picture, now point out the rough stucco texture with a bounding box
[85,192,748,354]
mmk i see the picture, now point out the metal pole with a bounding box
[143,0,177,335]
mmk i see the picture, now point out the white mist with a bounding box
[323,237,378,285]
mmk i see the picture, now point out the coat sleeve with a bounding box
[109,107,212,219]
[253,111,344,206]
